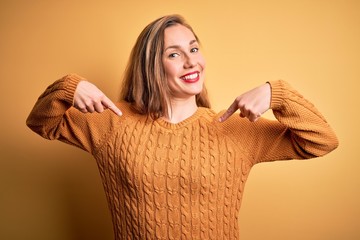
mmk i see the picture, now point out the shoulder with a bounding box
[207,108,276,137]
[199,108,248,133]
[198,107,218,122]
[115,100,149,123]
[115,100,136,115]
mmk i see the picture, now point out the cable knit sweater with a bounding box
[26,74,338,239]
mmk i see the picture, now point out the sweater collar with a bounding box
[155,107,208,130]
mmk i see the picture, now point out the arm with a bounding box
[26,74,122,154]
[218,80,339,164]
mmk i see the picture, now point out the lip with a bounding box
[180,71,200,83]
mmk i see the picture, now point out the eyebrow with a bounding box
[164,39,198,52]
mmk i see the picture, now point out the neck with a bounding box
[164,97,198,124]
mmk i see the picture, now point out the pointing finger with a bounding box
[219,99,238,122]
[102,97,122,116]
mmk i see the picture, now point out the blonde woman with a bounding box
[27,14,338,239]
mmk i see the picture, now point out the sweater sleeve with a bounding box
[26,74,120,154]
[217,80,339,165]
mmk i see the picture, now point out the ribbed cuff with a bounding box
[267,80,284,110]
[64,73,85,104]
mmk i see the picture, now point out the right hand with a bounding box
[73,80,122,116]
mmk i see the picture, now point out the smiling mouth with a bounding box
[180,71,200,83]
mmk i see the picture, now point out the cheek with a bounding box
[163,61,178,78]
[198,55,206,70]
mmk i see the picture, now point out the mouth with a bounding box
[180,71,200,83]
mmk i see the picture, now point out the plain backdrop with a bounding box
[1,0,359,239]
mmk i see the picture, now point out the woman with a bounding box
[26,14,338,239]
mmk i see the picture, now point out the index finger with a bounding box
[102,97,122,116]
[218,100,238,122]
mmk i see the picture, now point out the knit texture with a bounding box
[26,74,338,239]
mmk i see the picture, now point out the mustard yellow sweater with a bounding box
[26,74,338,239]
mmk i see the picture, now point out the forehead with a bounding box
[163,24,196,46]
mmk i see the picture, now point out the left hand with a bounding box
[219,83,271,122]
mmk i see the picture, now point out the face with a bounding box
[162,24,206,101]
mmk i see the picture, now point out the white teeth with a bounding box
[182,73,198,80]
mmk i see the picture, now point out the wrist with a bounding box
[267,80,284,110]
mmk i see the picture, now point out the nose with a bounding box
[183,53,196,68]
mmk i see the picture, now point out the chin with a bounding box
[189,86,203,96]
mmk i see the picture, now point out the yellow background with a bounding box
[1,0,359,239]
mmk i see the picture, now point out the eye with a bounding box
[190,47,199,53]
[169,53,180,58]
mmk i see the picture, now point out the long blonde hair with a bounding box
[120,14,210,119]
